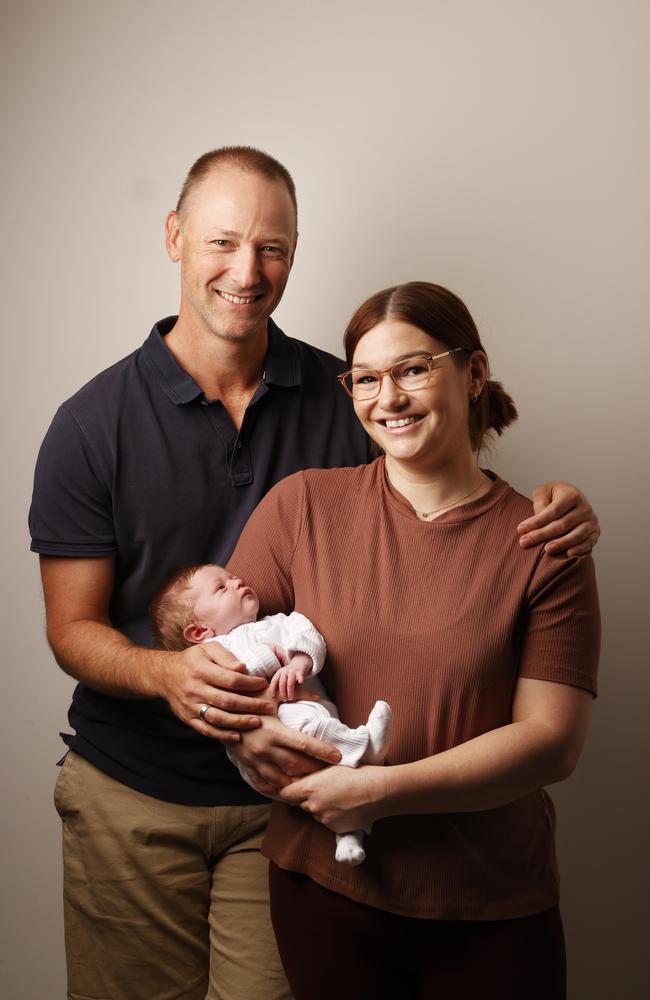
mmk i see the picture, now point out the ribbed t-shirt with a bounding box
[228,458,600,920]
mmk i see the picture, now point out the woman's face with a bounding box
[350,320,479,471]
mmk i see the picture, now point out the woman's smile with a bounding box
[381,415,425,431]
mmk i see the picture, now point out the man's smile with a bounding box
[215,290,263,305]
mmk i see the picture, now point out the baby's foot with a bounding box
[363,700,392,764]
[335,832,366,866]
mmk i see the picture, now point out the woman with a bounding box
[228,282,599,999]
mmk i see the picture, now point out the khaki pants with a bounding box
[54,751,292,1000]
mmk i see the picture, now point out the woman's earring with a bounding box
[470,391,479,403]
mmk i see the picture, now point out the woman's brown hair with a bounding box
[343,281,518,451]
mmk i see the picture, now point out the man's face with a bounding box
[167,166,297,345]
[187,565,259,639]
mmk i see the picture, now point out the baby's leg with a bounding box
[278,701,369,767]
[278,699,392,868]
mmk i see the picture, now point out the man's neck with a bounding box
[164,314,269,427]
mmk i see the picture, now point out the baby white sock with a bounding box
[362,700,392,764]
[335,832,366,867]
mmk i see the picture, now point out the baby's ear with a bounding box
[183,622,215,644]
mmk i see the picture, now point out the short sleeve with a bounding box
[29,404,117,556]
[518,552,600,696]
[227,472,305,615]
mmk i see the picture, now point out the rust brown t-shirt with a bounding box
[229,458,600,920]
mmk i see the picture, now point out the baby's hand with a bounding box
[269,653,312,702]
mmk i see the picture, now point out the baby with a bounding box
[151,563,392,866]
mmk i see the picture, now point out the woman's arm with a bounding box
[279,677,593,832]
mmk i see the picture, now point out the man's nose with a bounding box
[231,246,260,289]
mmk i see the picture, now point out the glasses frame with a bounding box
[337,347,467,400]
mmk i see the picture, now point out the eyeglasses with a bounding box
[337,348,467,400]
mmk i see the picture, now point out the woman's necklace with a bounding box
[414,478,487,520]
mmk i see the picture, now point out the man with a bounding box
[30,147,599,1000]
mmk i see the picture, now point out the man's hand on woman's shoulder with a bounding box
[517,481,600,557]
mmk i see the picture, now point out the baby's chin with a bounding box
[243,593,260,618]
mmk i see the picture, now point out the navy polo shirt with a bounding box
[30,317,370,805]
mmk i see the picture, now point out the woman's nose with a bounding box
[377,372,407,407]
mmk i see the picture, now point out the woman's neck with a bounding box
[385,452,492,521]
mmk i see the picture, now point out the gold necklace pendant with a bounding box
[415,479,485,520]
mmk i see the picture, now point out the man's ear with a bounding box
[289,230,299,270]
[165,210,183,263]
[183,622,215,644]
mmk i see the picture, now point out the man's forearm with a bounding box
[47,614,276,740]
[48,618,167,698]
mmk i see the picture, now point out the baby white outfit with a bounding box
[205,612,391,865]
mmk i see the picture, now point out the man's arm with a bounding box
[40,555,275,742]
[517,481,600,555]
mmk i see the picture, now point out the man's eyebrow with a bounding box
[205,228,290,244]
[351,351,430,369]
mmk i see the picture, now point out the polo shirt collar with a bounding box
[142,317,203,404]
[142,316,302,405]
[263,318,302,388]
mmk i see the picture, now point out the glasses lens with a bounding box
[393,357,431,391]
[348,370,380,399]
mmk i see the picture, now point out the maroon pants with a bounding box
[270,864,566,1000]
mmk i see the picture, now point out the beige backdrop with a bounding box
[2,1,648,996]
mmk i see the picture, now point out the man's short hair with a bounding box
[176,146,298,224]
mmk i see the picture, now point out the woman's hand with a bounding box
[279,764,388,833]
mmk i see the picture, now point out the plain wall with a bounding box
[2,1,648,996]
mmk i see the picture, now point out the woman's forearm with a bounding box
[376,720,570,818]
[375,682,593,820]
[280,679,593,832]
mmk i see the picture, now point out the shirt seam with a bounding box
[290,474,307,583]
[59,402,113,497]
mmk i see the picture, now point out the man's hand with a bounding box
[268,652,311,701]
[227,714,341,796]
[157,641,275,742]
[517,481,600,556]
[39,556,274,743]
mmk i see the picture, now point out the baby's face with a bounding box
[189,566,259,636]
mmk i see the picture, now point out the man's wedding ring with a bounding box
[199,704,210,722]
